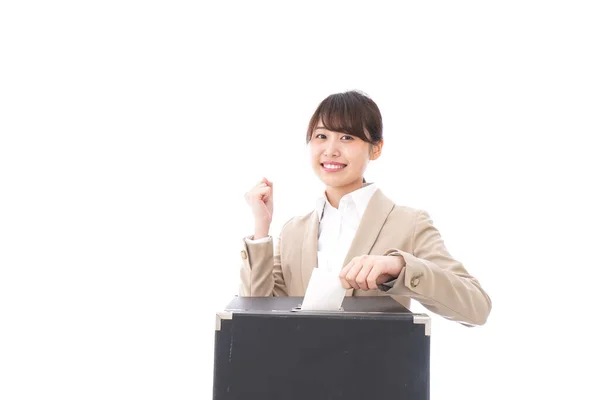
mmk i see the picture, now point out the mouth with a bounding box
[321,162,347,172]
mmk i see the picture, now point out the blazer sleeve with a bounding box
[382,210,492,326]
[239,234,288,297]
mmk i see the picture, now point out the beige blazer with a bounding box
[239,188,492,326]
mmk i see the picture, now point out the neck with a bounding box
[325,179,364,208]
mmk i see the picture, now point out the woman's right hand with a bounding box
[244,177,273,239]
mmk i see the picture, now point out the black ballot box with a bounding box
[213,296,430,400]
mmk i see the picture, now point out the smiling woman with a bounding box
[305,90,383,208]
[240,90,492,327]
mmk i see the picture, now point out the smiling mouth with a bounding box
[321,163,347,172]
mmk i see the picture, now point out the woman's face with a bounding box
[308,121,382,191]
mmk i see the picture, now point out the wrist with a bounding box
[385,253,405,277]
[397,254,406,268]
[253,228,269,239]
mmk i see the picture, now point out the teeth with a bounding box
[323,164,344,169]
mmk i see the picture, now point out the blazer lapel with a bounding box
[342,188,395,296]
[300,210,319,291]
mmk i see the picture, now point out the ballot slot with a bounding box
[290,306,345,313]
[224,296,413,315]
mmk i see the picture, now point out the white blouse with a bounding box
[315,183,378,272]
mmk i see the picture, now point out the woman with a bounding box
[240,90,491,326]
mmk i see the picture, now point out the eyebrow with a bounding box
[314,127,352,136]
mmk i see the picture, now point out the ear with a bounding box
[370,139,384,161]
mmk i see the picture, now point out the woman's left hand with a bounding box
[339,255,406,290]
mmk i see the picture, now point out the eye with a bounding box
[315,133,327,139]
[341,135,354,140]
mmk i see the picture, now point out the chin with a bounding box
[321,177,350,188]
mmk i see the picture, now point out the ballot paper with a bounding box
[300,267,346,311]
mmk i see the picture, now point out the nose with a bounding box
[323,138,340,157]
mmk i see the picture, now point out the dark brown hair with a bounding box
[305,90,383,145]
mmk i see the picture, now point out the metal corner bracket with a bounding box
[215,311,233,331]
[413,314,431,336]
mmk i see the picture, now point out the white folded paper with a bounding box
[300,267,346,311]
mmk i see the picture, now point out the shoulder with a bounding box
[386,204,427,233]
[375,188,422,217]
[375,188,430,224]
[390,203,422,217]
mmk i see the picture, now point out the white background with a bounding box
[1,1,599,399]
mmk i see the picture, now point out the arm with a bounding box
[239,235,288,297]
[240,177,287,296]
[382,210,492,326]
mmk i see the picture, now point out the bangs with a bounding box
[306,91,381,144]
[318,95,368,139]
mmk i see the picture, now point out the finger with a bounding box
[366,265,384,290]
[253,186,271,197]
[264,185,274,205]
[339,260,355,289]
[259,187,272,202]
[341,256,366,289]
[340,260,352,277]
[355,262,375,291]
[344,261,365,290]
[247,186,271,203]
